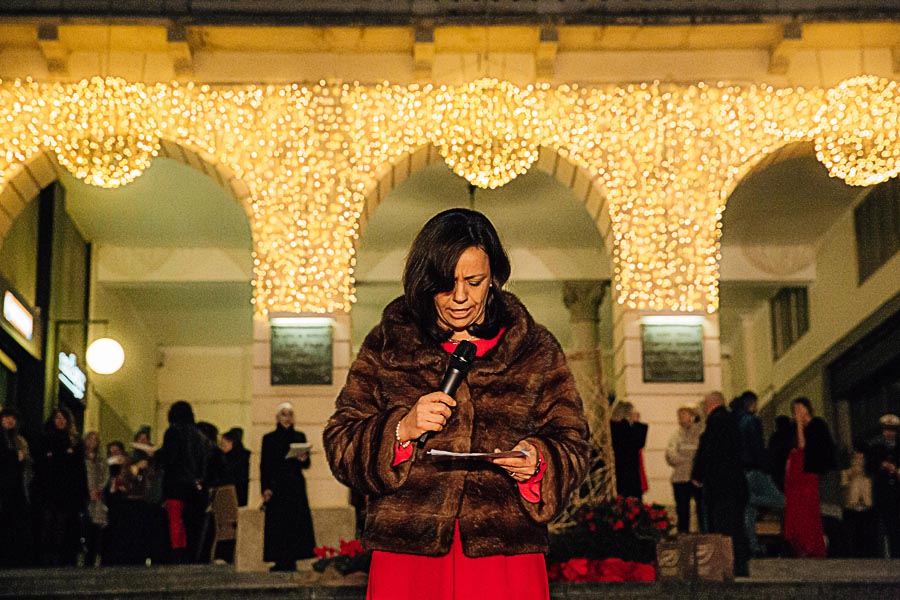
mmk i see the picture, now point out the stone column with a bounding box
[558,281,615,518]
[562,281,608,427]
[611,306,722,506]
[236,314,356,571]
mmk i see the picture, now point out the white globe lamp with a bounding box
[86,338,125,375]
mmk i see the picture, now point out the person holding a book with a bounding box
[260,402,316,571]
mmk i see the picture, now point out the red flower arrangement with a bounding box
[547,496,674,582]
[312,539,371,575]
[547,557,656,583]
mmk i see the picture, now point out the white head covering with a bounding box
[276,401,294,415]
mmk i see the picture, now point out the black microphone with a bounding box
[417,340,477,446]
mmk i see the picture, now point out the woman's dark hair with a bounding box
[774,415,791,432]
[106,440,125,455]
[403,208,511,342]
[196,421,219,444]
[45,406,78,443]
[792,396,813,416]
[168,400,195,425]
[0,406,20,423]
[223,427,245,450]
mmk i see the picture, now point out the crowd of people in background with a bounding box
[0,401,252,568]
[613,388,900,573]
[3,387,898,572]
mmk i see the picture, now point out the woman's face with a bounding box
[219,437,234,453]
[677,409,694,428]
[433,246,491,339]
[84,432,99,452]
[277,409,294,428]
[53,411,68,431]
[793,402,811,424]
[1,415,15,430]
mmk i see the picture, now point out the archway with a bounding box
[719,140,864,427]
[354,144,618,514]
[0,141,256,451]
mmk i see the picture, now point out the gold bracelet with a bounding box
[395,420,410,448]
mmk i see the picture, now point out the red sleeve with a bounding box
[392,442,414,467]
[517,451,546,503]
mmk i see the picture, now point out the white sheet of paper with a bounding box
[426,449,529,459]
[285,442,313,459]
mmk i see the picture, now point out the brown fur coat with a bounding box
[324,292,590,557]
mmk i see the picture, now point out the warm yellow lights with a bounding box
[813,75,900,186]
[0,76,897,315]
[428,79,541,189]
[43,77,163,188]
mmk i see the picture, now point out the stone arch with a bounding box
[355,143,617,509]
[0,139,256,252]
[723,140,813,205]
[358,144,615,261]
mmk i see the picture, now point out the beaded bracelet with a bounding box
[395,420,411,448]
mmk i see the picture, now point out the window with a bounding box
[855,178,900,284]
[770,287,809,359]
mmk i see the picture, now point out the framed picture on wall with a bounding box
[270,320,333,386]
[641,323,704,383]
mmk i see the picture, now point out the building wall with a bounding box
[736,193,900,425]
[87,283,161,441]
[0,198,38,307]
[155,345,253,446]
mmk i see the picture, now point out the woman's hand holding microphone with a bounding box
[396,392,457,444]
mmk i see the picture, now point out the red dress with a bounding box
[366,331,550,600]
[783,447,826,558]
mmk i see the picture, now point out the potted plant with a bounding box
[311,539,371,584]
[547,496,674,582]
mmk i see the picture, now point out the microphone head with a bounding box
[449,339,477,373]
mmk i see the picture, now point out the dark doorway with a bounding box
[829,307,900,446]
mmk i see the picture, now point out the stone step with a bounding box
[2,561,899,600]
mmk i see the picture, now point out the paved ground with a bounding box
[1,560,899,599]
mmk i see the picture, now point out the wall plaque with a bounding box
[641,324,704,383]
[270,323,333,385]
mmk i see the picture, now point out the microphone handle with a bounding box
[417,368,465,446]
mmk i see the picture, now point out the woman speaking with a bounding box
[325,208,590,600]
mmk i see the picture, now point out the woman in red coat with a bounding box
[783,397,835,558]
[325,208,590,600]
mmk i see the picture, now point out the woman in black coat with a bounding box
[157,401,212,563]
[260,402,316,571]
[221,428,250,507]
[0,407,33,566]
[609,400,648,498]
[32,407,88,566]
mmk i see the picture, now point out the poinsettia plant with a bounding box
[548,495,674,577]
[312,539,372,575]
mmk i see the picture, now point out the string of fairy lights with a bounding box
[0,75,897,315]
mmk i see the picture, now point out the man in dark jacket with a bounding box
[156,401,212,563]
[731,391,784,557]
[866,413,900,558]
[692,391,750,577]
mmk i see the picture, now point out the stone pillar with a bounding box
[562,281,608,430]
[558,281,615,518]
[236,314,355,571]
[611,306,722,506]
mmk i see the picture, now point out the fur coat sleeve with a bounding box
[324,326,417,497]
[517,328,590,523]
